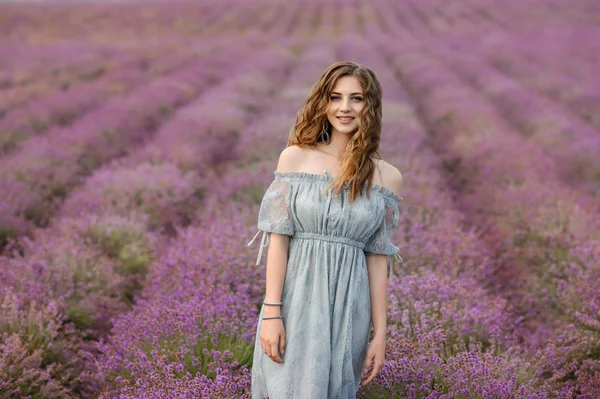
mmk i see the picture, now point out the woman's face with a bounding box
[326,75,365,137]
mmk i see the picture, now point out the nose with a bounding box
[340,98,351,112]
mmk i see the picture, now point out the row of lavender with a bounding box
[0,22,233,117]
[0,0,329,248]
[0,0,321,127]
[366,0,600,131]
[0,40,231,157]
[0,33,271,247]
[0,0,255,72]
[0,34,297,397]
[369,0,600,395]
[406,0,600,193]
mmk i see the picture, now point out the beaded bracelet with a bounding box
[263,301,283,306]
[262,315,283,320]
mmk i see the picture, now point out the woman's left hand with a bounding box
[361,335,386,386]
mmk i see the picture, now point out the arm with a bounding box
[366,254,388,339]
[362,162,403,386]
[264,145,303,313]
[263,234,290,318]
[260,233,290,364]
[259,145,303,364]
[361,248,390,387]
[367,162,403,336]
[263,145,305,313]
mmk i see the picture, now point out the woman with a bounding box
[248,61,403,398]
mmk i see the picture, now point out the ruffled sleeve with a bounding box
[364,196,401,256]
[257,177,295,236]
[247,176,295,268]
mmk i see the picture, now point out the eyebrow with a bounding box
[331,91,364,95]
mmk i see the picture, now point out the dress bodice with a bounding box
[248,169,403,273]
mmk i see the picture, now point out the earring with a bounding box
[321,120,331,144]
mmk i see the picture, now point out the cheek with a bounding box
[326,103,336,116]
[355,107,364,122]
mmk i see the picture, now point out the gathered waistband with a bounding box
[292,232,365,250]
[247,230,366,269]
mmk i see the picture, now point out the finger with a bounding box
[362,363,381,386]
[263,341,272,359]
[363,354,374,376]
[279,334,286,356]
[263,337,273,359]
[362,363,372,378]
[260,337,266,355]
[270,341,283,364]
[362,359,375,385]
[362,371,373,386]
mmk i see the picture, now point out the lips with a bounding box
[336,116,354,121]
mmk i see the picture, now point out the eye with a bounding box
[329,95,341,101]
[352,96,364,102]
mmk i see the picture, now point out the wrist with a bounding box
[372,329,387,341]
[264,307,281,317]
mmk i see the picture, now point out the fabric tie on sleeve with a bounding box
[247,229,270,268]
[389,252,404,279]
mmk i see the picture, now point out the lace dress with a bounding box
[248,169,402,399]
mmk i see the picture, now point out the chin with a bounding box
[332,123,357,131]
[340,126,359,134]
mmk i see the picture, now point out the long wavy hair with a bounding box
[287,61,384,202]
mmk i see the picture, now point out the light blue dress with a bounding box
[248,169,402,399]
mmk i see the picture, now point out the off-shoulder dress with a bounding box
[249,169,402,399]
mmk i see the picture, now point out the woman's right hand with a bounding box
[260,312,286,364]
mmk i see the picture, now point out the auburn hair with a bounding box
[286,61,384,202]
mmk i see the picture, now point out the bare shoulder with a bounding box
[375,159,403,197]
[276,145,306,173]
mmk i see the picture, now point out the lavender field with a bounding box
[1,0,599,397]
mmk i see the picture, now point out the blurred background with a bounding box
[0,0,599,398]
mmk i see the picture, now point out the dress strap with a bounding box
[247,229,270,268]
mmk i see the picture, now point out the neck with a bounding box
[322,129,352,159]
